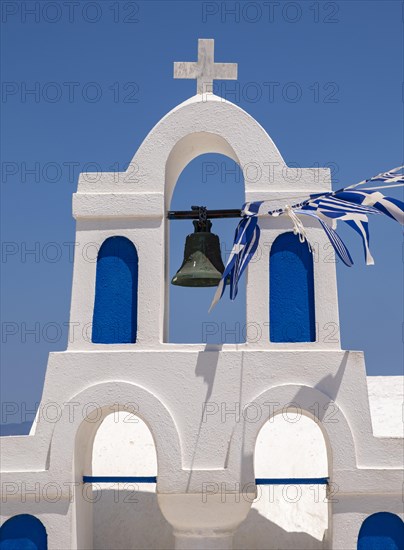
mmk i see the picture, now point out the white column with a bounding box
[158,493,254,550]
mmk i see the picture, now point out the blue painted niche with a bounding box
[270,232,315,343]
[0,515,47,550]
[357,512,404,550]
[92,236,138,344]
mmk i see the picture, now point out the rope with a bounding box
[285,206,312,252]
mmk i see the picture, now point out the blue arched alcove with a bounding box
[0,515,47,550]
[358,512,404,550]
[92,236,138,344]
[270,232,315,343]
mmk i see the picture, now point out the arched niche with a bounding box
[270,232,316,342]
[49,382,182,488]
[228,384,357,479]
[90,411,173,550]
[0,514,47,550]
[357,512,404,550]
[49,382,181,548]
[92,236,138,344]
[73,405,165,549]
[168,150,245,343]
[235,411,329,549]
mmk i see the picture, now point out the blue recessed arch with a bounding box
[0,515,47,550]
[358,512,404,550]
[270,232,315,343]
[92,236,138,344]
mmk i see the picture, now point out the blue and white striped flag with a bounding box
[210,166,404,309]
[209,203,262,311]
[334,190,404,225]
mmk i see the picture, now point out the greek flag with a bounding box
[299,167,404,264]
[210,166,404,310]
[209,202,262,311]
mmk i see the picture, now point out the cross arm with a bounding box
[173,62,199,79]
[213,63,238,80]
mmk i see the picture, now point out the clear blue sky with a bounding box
[1,1,403,424]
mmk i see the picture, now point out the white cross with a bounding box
[174,39,238,95]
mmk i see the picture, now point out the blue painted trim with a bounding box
[83,476,157,484]
[83,476,327,485]
[255,477,329,485]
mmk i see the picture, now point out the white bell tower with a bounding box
[70,38,340,350]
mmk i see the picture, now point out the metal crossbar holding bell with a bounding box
[167,206,242,220]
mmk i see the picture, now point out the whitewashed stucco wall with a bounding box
[367,376,403,437]
[91,376,402,550]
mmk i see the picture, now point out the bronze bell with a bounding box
[171,219,226,287]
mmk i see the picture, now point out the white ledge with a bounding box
[72,192,164,219]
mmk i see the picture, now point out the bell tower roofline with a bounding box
[75,91,332,201]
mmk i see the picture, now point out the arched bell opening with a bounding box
[166,151,245,344]
[74,407,172,550]
[235,409,330,549]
